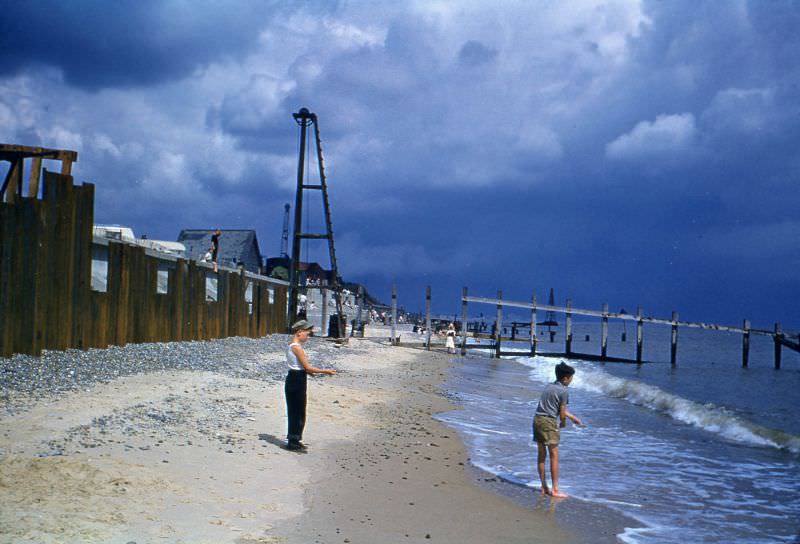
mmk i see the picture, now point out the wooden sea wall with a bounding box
[0,171,288,358]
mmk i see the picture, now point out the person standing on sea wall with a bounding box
[210,229,221,272]
[284,320,336,451]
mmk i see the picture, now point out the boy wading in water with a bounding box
[532,362,584,498]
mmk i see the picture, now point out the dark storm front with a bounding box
[435,324,800,544]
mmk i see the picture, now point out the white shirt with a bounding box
[287,342,303,371]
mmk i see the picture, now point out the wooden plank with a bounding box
[3,159,22,204]
[144,255,157,343]
[17,198,40,355]
[460,287,468,355]
[106,242,122,346]
[742,319,750,368]
[170,260,182,342]
[116,243,131,346]
[495,290,503,359]
[89,291,108,348]
[0,202,10,357]
[28,157,42,198]
[425,286,432,349]
[274,285,287,334]
[0,144,78,163]
[565,298,573,356]
[463,295,775,336]
[134,247,148,343]
[50,172,75,350]
[601,303,609,358]
[636,306,644,364]
[40,172,60,351]
[177,261,186,340]
[72,183,94,349]
[530,293,537,356]
[670,311,678,366]
[6,201,25,353]
[186,261,197,340]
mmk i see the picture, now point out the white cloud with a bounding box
[91,133,122,158]
[605,113,697,159]
[218,74,296,132]
[36,126,83,151]
[701,87,775,136]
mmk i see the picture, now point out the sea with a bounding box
[434,322,800,543]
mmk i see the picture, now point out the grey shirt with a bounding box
[535,381,569,419]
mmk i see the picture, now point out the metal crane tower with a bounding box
[287,108,346,338]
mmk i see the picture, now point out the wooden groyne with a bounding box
[1,146,289,358]
[458,289,798,369]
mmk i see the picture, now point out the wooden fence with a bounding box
[0,170,288,358]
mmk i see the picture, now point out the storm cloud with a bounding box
[1,0,798,326]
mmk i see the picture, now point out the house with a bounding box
[264,258,335,285]
[177,229,263,273]
[93,224,186,257]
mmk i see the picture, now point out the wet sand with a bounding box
[1,339,571,543]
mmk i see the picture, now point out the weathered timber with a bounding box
[425,286,432,350]
[462,295,776,336]
[0,171,288,357]
[495,290,503,359]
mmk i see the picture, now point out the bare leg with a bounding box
[536,442,550,495]
[549,445,568,498]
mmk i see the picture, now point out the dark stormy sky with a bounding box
[2,1,798,328]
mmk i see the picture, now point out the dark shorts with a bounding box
[533,415,560,446]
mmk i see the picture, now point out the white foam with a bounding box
[436,418,514,437]
[519,356,800,454]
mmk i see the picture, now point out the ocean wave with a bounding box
[518,357,800,454]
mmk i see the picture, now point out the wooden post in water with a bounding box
[460,287,468,356]
[530,293,537,357]
[636,306,644,364]
[425,286,432,350]
[565,298,573,356]
[670,311,678,367]
[391,284,397,345]
[495,290,503,359]
[601,303,609,359]
[774,322,782,370]
[742,319,750,368]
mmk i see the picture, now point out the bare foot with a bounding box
[540,486,550,496]
[550,489,569,498]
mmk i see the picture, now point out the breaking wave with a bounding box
[520,357,800,454]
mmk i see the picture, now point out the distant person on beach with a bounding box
[532,362,584,498]
[210,229,221,272]
[284,319,336,451]
[445,323,456,354]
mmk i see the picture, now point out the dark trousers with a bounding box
[284,369,307,443]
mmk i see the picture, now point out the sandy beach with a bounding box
[0,337,572,543]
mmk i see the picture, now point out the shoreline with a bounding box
[1,336,572,543]
[273,343,571,543]
[435,352,646,544]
